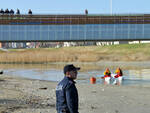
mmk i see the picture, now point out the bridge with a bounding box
[0,14,150,42]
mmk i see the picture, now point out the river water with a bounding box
[1,62,150,86]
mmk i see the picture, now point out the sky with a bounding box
[1,0,150,15]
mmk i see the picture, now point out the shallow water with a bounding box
[1,62,150,86]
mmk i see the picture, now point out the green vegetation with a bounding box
[0,43,150,64]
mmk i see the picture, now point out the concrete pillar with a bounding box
[119,41,129,44]
[0,42,2,48]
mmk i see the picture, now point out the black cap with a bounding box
[64,64,80,74]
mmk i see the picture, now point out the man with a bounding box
[114,67,123,78]
[103,68,111,78]
[56,64,80,113]
[102,68,111,85]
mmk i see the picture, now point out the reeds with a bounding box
[0,43,150,64]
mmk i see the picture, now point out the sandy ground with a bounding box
[0,75,150,113]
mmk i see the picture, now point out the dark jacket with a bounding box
[56,76,79,113]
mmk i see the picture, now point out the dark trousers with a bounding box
[57,109,70,113]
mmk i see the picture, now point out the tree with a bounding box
[0,9,4,14]
[28,9,32,15]
[16,9,20,15]
[10,9,14,15]
[85,9,88,15]
[5,9,10,14]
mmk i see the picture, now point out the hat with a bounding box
[64,64,80,74]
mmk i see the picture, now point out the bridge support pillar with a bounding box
[0,42,2,48]
[118,41,129,44]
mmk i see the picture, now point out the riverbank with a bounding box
[0,43,150,63]
[0,75,150,113]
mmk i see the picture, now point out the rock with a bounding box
[0,71,3,74]
[39,87,47,90]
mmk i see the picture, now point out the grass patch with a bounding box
[0,43,150,63]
